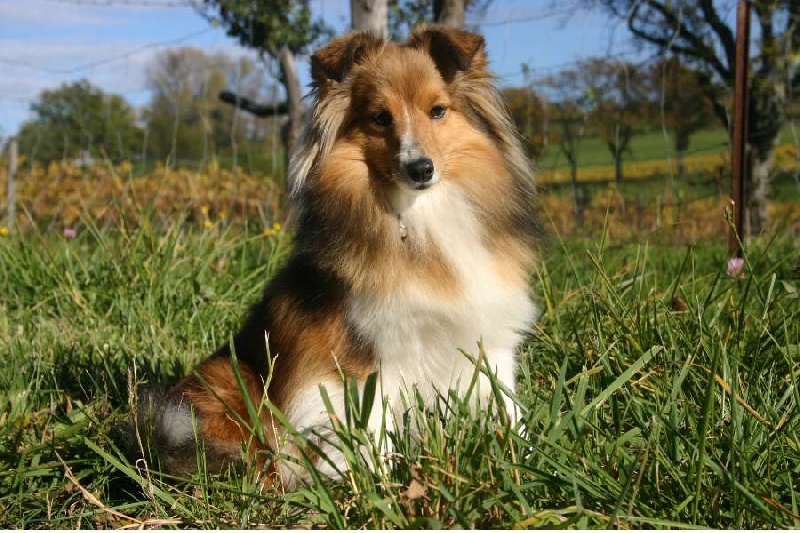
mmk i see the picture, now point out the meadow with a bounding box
[536,125,800,172]
[1,210,798,528]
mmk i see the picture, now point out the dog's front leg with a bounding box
[483,349,523,430]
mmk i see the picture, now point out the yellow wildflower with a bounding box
[203,220,214,230]
[0,226,9,237]
[117,161,133,175]
[263,221,282,237]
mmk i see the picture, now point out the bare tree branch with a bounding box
[698,0,736,73]
[628,1,731,81]
[218,90,288,117]
[754,2,777,77]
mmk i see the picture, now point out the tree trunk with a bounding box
[676,149,686,177]
[433,0,465,28]
[570,159,583,229]
[351,0,388,37]
[277,46,304,178]
[614,154,626,218]
[675,131,690,178]
[744,82,784,235]
[748,146,774,235]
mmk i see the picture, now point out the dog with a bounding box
[134,25,540,488]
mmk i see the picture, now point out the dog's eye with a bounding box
[430,105,447,119]
[372,111,393,127]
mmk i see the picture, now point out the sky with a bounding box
[0,0,644,138]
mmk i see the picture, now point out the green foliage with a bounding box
[16,80,142,165]
[388,0,434,39]
[195,0,331,56]
[0,214,798,527]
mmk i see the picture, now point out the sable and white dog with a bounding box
[135,25,540,488]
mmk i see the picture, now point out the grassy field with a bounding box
[536,126,800,170]
[1,217,799,528]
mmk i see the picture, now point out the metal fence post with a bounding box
[729,0,751,257]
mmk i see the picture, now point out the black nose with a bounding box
[404,158,435,183]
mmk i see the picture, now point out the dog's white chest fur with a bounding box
[347,184,537,409]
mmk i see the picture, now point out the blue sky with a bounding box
[0,0,642,138]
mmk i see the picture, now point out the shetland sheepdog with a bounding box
[134,25,540,488]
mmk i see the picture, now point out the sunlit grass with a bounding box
[536,125,799,172]
[1,214,798,528]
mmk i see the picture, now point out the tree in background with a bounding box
[17,80,141,165]
[352,0,389,37]
[142,47,269,165]
[592,0,799,233]
[195,0,331,159]
[501,86,548,159]
[582,58,648,186]
[540,67,593,223]
[388,0,491,37]
[650,57,718,177]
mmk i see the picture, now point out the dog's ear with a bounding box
[311,31,384,86]
[408,25,487,82]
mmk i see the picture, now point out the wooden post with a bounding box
[6,138,17,232]
[729,0,751,257]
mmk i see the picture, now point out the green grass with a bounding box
[1,217,799,528]
[536,125,800,170]
[537,127,725,170]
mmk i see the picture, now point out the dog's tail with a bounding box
[125,357,272,478]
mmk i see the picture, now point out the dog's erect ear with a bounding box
[311,31,385,86]
[408,26,486,82]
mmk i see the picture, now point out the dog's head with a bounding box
[291,26,509,203]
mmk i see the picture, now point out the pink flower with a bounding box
[726,256,745,278]
[63,228,77,239]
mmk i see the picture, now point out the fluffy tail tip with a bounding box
[119,387,201,476]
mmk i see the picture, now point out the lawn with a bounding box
[536,125,800,170]
[1,218,798,528]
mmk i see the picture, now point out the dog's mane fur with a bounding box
[287,25,540,291]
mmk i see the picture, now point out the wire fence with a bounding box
[2,3,800,245]
[2,137,799,245]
